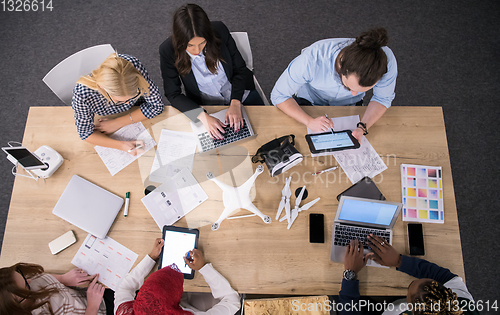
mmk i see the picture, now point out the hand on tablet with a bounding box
[183,248,205,271]
[352,128,364,142]
[149,238,164,261]
[307,116,334,133]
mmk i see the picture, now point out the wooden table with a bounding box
[0,106,464,296]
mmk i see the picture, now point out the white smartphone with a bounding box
[48,231,77,255]
[2,146,47,170]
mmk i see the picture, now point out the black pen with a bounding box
[324,114,334,134]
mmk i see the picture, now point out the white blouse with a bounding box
[187,50,250,105]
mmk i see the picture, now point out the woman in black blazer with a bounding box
[159,4,263,140]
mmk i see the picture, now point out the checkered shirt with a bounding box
[71,54,164,140]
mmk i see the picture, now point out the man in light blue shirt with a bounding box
[271,28,397,141]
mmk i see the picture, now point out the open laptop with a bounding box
[52,175,124,239]
[190,106,256,152]
[330,196,402,267]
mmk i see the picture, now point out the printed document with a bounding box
[95,122,156,176]
[149,129,197,183]
[142,167,208,229]
[308,115,387,183]
[71,234,138,291]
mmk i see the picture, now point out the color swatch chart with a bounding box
[401,164,444,224]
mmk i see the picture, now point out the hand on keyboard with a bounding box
[344,239,368,273]
[225,101,244,132]
[198,112,226,140]
[365,234,402,268]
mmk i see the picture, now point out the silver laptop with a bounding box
[190,106,256,152]
[330,196,402,266]
[53,175,124,239]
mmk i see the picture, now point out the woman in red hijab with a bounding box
[114,239,240,315]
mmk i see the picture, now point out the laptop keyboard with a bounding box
[334,224,390,249]
[198,120,251,152]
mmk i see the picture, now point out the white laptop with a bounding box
[190,106,256,153]
[330,196,402,267]
[52,175,124,239]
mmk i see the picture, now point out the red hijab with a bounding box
[116,264,192,315]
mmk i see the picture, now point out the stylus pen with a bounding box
[185,252,190,267]
[312,166,338,176]
[124,192,130,217]
[324,114,334,133]
[127,144,144,153]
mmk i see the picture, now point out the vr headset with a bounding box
[252,135,303,177]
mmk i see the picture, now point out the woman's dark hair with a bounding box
[335,27,389,87]
[172,4,223,76]
[0,263,59,315]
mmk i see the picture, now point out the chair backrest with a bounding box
[42,44,115,105]
[230,32,253,71]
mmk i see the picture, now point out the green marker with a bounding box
[124,192,130,217]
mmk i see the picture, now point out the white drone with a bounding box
[278,183,320,229]
[206,165,271,231]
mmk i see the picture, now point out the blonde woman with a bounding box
[72,53,164,155]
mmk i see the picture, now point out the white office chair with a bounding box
[230,32,270,105]
[42,44,115,105]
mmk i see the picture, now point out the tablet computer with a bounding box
[2,146,47,170]
[158,225,199,279]
[305,130,360,154]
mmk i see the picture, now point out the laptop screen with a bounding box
[338,198,400,226]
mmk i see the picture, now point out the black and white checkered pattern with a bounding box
[71,54,164,140]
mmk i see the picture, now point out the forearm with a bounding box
[84,305,100,315]
[360,101,387,129]
[397,255,457,284]
[113,108,148,128]
[84,132,126,150]
[276,98,313,126]
[338,279,361,315]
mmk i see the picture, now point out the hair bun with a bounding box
[356,27,388,49]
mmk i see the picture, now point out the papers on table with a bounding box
[142,167,208,229]
[307,115,387,184]
[71,234,138,291]
[149,129,197,183]
[95,122,156,176]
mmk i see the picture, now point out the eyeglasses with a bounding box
[104,89,142,106]
[16,267,31,304]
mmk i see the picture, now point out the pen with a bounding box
[324,114,334,134]
[312,166,338,176]
[127,144,143,153]
[185,252,190,267]
[124,192,130,217]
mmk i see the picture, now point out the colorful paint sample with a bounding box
[418,168,427,178]
[407,198,417,208]
[429,200,439,209]
[429,190,438,198]
[407,177,416,187]
[407,167,416,176]
[428,179,438,188]
[401,164,444,224]
[418,189,427,197]
[417,178,427,187]
[418,210,428,219]
[429,211,439,220]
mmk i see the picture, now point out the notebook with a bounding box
[190,106,256,152]
[330,196,402,267]
[52,175,124,239]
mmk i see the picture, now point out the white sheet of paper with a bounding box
[307,115,387,184]
[71,234,138,291]
[142,167,208,229]
[149,129,197,183]
[95,122,156,176]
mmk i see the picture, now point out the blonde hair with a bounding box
[77,53,150,102]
